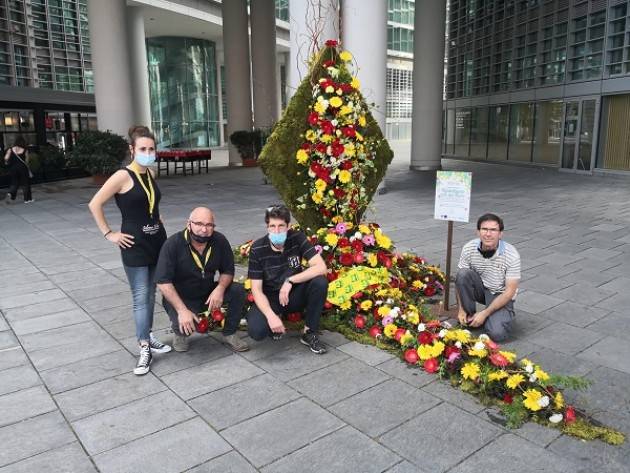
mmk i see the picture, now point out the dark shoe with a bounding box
[223,333,250,352]
[172,333,189,352]
[133,343,152,375]
[300,330,327,354]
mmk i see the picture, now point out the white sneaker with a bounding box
[149,332,172,353]
[24,199,34,203]
[133,343,152,375]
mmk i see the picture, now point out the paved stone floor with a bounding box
[1,156,630,472]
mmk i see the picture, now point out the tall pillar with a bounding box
[288,0,338,100]
[250,0,278,129]
[87,0,134,137]
[410,0,447,170]
[126,7,152,128]
[222,0,253,165]
[215,48,225,146]
[341,0,387,133]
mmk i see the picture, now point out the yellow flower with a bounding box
[468,348,487,358]
[499,351,516,363]
[384,323,398,338]
[444,329,471,344]
[296,149,309,164]
[360,300,373,311]
[359,224,370,234]
[314,101,326,114]
[325,85,335,93]
[339,105,353,116]
[356,131,364,141]
[351,76,360,89]
[339,50,353,62]
[377,306,391,316]
[344,144,356,156]
[339,300,351,310]
[412,280,425,289]
[523,389,543,411]
[315,178,327,192]
[305,130,317,142]
[400,331,414,346]
[338,170,351,183]
[358,115,367,126]
[461,362,480,380]
[506,374,525,390]
[374,229,392,249]
[417,344,434,361]
[321,134,333,143]
[554,392,564,409]
[488,370,508,381]
[407,311,419,325]
[367,253,378,267]
[311,192,323,204]
[534,368,550,382]
[325,233,338,246]
[329,96,343,108]
[432,341,445,357]
[244,279,251,290]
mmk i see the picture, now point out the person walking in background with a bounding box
[88,125,171,375]
[3,135,33,203]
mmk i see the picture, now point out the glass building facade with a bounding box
[147,37,220,150]
[445,0,630,172]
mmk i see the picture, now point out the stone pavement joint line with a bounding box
[1,158,629,472]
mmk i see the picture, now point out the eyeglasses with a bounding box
[190,221,216,230]
[479,227,501,233]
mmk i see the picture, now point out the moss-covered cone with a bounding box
[258,45,394,230]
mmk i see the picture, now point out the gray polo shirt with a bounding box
[457,238,521,294]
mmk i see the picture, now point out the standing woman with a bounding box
[88,125,171,375]
[3,135,33,203]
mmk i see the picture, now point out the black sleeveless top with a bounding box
[8,149,27,172]
[114,169,167,267]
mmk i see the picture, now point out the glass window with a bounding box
[454,108,471,156]
[470,107,488,159]
[508,103,534,162]
[445,108,456,154]
[533,101,562,165]
[487,105,509,161]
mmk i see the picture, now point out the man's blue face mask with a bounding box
[269,231,287,246]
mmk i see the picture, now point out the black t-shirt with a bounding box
[155,230,235,313]
[247,229,317,294]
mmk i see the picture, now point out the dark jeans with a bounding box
[8,168,31,201]
[163,282,246,336]
[246,275,328,341]
[455,268,515,342]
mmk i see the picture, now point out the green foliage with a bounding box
[258,46,393,230]
[68,130,128,175]
[229,129,271,160]
[500,397,529,429]
[563,418,626,445]
[545,374,591,391]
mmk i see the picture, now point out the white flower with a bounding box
[375,300,383,306]
[538,396,550,408]
[455,341,462,348]
[478,334,489,342]
[331,119,338,126]
[529,374,537,383]
[439,329,448,338]
[386,298,394,305]
[323,245,330,251]
[417,323,426,332]
[549,413,563,424]
[473,341,485,351]
[525,363,534,374]
[354,232,362,240]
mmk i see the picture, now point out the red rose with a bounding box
[342,126,356,138]
[404,348,419,364]
[196,318,209,333]
[333,187,346,199]
[339,253,354,266]
[327,271,339,282]
[502,393,513,404]
[424,285,437,297]
[565,406,576,424]
[417,331,433,345]
[315,143,327,154]
[394,328,406,342]
[489,352,509,368]
[331,141,344,157]
[486,339,499,350]
[287,312,302,322]
[444,345,461,362]
[301,142,310,150]
[351,240,364,252]
[351,291,364,300]
[426,320,442,329]
[353,252,365,264]
[424,358,439,373]
[368,325,382,338]
[211,309,224,322]
[340,160,353,170]
[307,112,319,125]
[320,208,331,217]
[414,256,425,264]
[340,83,353,93]
[338,237,350,247]
[322,59,335,68]
[320,120,334,135]
[354,315,366,329]
[325,39,338,47]
[247,293,255,302]
[324,301,333,309]
[390,278,400,288]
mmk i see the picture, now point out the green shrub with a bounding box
[68,130,128,175]
[229,129,272,160]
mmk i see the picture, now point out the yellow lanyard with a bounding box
[184,229,212,278]
[128,162,155,217]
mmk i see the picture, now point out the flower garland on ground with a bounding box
[226,41,624,445]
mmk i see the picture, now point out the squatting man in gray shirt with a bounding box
[455,213,521,342]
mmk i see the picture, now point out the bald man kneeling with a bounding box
[155,207,249,352]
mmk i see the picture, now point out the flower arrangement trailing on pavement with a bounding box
[232,40,625,445]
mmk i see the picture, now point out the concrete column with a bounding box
[410,0,447,170]
[250,0,278,129]
[222,0,253,165]
[341,0,387,133]
[288,0,339,100]
[87,0,134,137]
[126,7,152,129]
[215,48,225,146]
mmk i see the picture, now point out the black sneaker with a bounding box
[300,330,327,354]
[133,343,152,375]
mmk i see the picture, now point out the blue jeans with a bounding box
[123,264,156,342]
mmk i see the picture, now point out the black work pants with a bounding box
[8,167,31,201]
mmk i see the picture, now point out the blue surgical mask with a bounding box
[135,153,156,167]
[269,231,287,247]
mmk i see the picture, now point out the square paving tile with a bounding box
[221,397,345,468]
[577,336,630,374]
[28,335,121,371]
[0,441,97,473]
[380,403,501,473]
[449,433,574,473]
[375,358,435,388]
[161,353,263,400]
[541,301,610,328]
[148,334,233,376]
[288,357,389,406]
[0,331,18,350]
[2,298,79,322]
[190,373,301,430]
[330,379,441,437]
[262,426,401,473]
[10,308,91,336]
[72,390,196,455]
[527,347,595,378]
[93,417,231,473]
[523,322,604,355]
[515,290,564,315]
[0,347,29,372]
[519,275,574,295]
[422,380,486,414]
[0,385,57,428]
[19,321,108,352]
[0,363,41,396]
[551,282,616,307]
[254,345,349,382]
[186,451,257,473]
[548,434,630,473]
[336,341,396,366]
